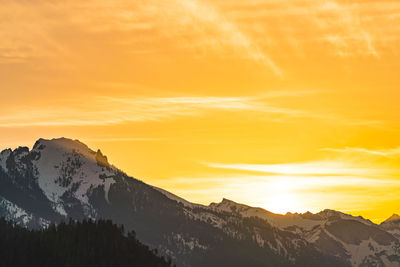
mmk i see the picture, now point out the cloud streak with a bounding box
[180,0,282,76]
[205,160,391,177]
[321,147,400,158]
[0,94,321,127]
[156,172,400,215]
[216,0,400,57]
[1,0,399,70]
[0,0,282,76]
[0,91,387,128]
[161,174,400,189]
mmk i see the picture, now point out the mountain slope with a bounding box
[0,138,399,267]
[209,198,400,266]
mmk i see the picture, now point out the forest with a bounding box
[0,218,174,267]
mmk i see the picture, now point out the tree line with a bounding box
[0,218,174,267]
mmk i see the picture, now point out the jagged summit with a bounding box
[316,209,343,218]
[35,137,85,145]
[211,199,339,219]
[33,137,93,154]
[211,198,238,206]
[210,198,255,208]
[95,149,110,167]
[209,198,260,212]
[0,138,93,158]
[32,138,112,168]
[0,137,116,218]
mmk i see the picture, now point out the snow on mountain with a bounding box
[0,196,32,225]
[309,218,399,266]
[0,196,50,228]
[29,138,116,217]
[0,137,120,222]
[0,149,12,171]
[209,198,373,231]
[209,198,322,230]
[209,198,400,265]
[0,137,399,267]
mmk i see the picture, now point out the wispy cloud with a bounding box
[205,160,390,176]
[161,174,400,189]
[0,94,323,127]
[176,0,282,76]
[0,92,386,128]
[82,137,163,142]
[321,147,400,158]
[316,1,379,57]
[0,0,282,76]
[2,0,399,69]
[217,0,399,57]
[156,173,400,214]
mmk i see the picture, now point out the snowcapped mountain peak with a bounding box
[32,138,114,170]
[33,137,93,157]
[317,209,343,219]
[213,198,236,206]
[209,198,255,213]
[316,209,374,226]
[1,138,400,266]
[1,137,117,217]
[221,198,236,204]
[211,198,244,207]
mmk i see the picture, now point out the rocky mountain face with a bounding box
[0,138,399,267]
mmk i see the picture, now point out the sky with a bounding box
[1,0,400,223]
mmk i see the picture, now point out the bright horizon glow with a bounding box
[1,0,400,223]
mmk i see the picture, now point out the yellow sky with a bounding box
[1,0,400,222]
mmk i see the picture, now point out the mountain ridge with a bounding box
[0,138,393,223]
[0,137,399,266]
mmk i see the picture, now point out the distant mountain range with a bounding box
[0,138,399,266]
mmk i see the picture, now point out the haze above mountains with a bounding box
[1,138,400,266]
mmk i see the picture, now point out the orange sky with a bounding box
[1,0,400,222]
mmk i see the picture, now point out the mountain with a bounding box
[210,199,400,266]
[0,137,399,267]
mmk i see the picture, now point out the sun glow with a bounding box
[260,178,304,214]
[265,194,299,215]
[1,0,400,223]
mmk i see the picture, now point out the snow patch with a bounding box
[0,149,11,172]
[173,233,208,251]
[210,199,322,230]
[31,138,116,215]
[210,199,375,231]
[0,196,32,226]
